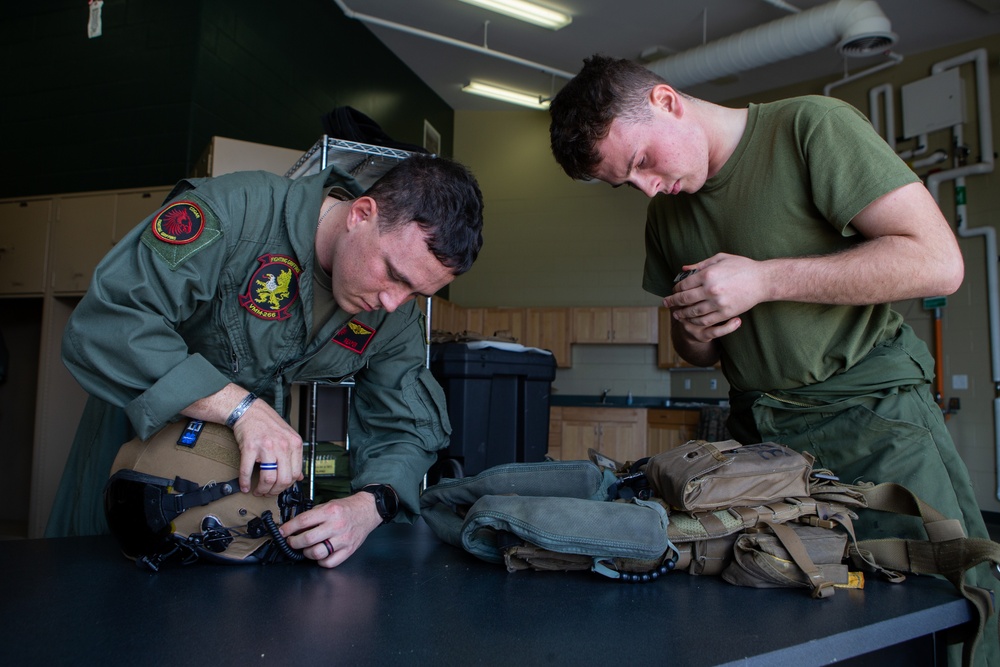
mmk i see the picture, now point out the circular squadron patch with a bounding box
[151,201,205,244]
[239,254,302,320]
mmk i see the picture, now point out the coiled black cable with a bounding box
[260,510,305,561]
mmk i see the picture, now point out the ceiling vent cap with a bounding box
[836,1,897,56]
[647,0,896,88]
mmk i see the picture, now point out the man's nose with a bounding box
[638,178,658,198]
[379,288,412,313]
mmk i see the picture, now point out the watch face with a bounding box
[380,486,399,520]
[365,484,398,523]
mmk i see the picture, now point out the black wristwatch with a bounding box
[360,484,399,525]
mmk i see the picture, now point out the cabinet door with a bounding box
[547,406,563,459]
[571,307,612,343]
[559,420,599,462]
[611,307,657,343]
[464,307,485,336]
[51,194,116,294]
[427,296,465,334]
[114,189,170,242]
[599,421,646,463]
[524,307,571,367]
[482,307,525,341]
[559,407,646,463]
[0,199,50,294]
[646,409,700,456]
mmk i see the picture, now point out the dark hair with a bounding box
[365,154,485,275]
[549,54,669,181]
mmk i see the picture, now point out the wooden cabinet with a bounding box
[0,185,171,538]
[572,306,656,344]
[0,199,51,295]
[50,188,170,295]
[50,194,116,294]
[557,406,647,464]
[647,409,700,456]
[426,296,464,334]
[114,190,168,242]
[524,307,571,367]
[547,406,563,459]
[481,307,525,341]
[552,407,701,465]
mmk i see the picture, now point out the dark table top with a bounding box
[0,519,971,666]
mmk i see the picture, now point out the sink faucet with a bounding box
[600,388,611,404]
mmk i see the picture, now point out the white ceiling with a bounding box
[336,0,1000,111]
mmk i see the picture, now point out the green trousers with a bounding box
[729,324,998,666]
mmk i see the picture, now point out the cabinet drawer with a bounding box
[647,409,700,427]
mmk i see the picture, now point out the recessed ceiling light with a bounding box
[458,0,572,30]
[462,81,551,109]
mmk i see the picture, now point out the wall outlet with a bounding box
[684,378,691,390]
[710,379,718,391]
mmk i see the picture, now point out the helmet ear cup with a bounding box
[104,420,304,566]
[104,470,175,560]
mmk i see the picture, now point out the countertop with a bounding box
[550,395,728,410]
[0,519,971,666]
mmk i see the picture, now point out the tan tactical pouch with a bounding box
[722,523,851,591]
[644,439,813,511]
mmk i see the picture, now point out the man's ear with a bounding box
[346,196,378,230]
[650,84,683,118]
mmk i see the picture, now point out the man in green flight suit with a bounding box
[549,55,996,665]
[51,154,484,568]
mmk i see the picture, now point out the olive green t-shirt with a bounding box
[643,96,919,392]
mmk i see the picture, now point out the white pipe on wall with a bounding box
[824,52,902,97]
[922,48,1000,501]
[867,82,896,148]
[647,0,895,89]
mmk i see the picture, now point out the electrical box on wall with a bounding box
[901,68,965,139]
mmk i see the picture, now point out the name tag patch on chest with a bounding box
[152,201,205,244]
[332,320,376,354]
[239,254,302,320]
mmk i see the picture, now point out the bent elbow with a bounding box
[936,254,965,296]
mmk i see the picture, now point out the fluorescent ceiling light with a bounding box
[462,81,550,109]
[458,0,572,30]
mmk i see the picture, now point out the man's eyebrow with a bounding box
[386,258,413,289]
[608,149,638,188]
[386,256,434,298]
[624,149,638,179]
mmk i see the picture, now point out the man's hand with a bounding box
[231,401,304,496]
[182,383,304,496]
[665,253,766,328]
[280,493,383,568]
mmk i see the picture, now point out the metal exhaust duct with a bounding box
[646,0,897,88]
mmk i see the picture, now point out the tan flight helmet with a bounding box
[104,419,306,570]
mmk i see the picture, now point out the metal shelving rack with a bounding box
[287,135,430,503]
[285,135,418,183]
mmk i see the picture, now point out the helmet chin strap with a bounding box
[152,476,241,530]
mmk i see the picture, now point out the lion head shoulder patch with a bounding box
[239,254,302,320]
[152,201,205,244]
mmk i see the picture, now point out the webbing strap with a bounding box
[160,477,240,520]
[851,482,1000,667]
[764,521,834,599]
[858,482,952,528]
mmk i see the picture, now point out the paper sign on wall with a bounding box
[88,0,103,39]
